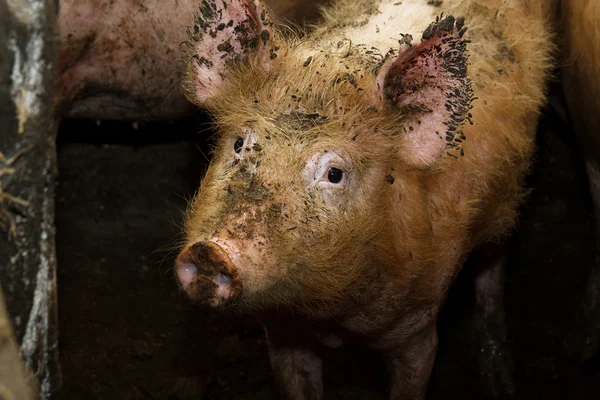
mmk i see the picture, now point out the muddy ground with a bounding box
[54,87,600,399]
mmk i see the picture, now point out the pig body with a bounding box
[175,0,553,398]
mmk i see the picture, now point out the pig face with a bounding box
[176,0,472,310]
[178,108,395,309]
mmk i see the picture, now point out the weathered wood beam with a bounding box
[0,0,60,398]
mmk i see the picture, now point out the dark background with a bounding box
[54,83,600,399]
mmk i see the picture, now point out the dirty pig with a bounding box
[175,0,554,398]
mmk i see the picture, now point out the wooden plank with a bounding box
[0,0,61,397]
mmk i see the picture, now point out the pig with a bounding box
[56,0,324,121]
[560,0,600,362]
[174,0,554,398]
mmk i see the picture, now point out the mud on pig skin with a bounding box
[175,0,554,398]
[56,0,322,120]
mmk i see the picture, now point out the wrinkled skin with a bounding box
[174,0,554,399]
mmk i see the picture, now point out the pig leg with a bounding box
[264,325,323,400]
[564,160,600,361]
[560,0,600,362]
[384,327,438,400]
[472,242,516,398]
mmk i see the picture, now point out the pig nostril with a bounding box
[176,261,198,289]
[216,271,232,286]
[213,271,234,305]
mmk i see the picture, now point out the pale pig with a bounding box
[56,0,322,120]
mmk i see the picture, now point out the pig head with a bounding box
[175,0,473,312]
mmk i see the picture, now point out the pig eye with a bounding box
[303,151,352,191]
[327,168,344,184]
[234,138,244,153]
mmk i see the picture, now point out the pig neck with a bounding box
[265,179,467,337]
[260,252,452,342]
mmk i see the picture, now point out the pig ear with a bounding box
[376,15,473,167]
[182,0,280,106]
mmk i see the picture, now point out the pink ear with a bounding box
[376,15,473,167]
[183,0,279,105]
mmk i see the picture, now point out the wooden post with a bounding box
[0,0,60,398]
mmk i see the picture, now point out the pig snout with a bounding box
[176,241,242,306]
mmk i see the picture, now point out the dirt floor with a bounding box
[53,87,600,399]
